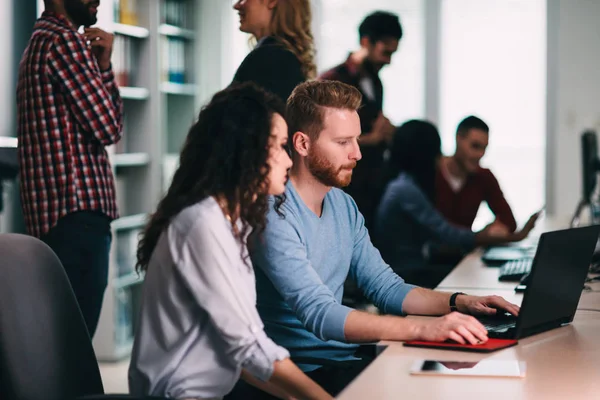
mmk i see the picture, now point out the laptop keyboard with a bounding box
[482,322,516,332]
[477,314,517,333]
[498,258,533,282]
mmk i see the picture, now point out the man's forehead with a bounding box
[378,38,399,50]
[466,129,489,143]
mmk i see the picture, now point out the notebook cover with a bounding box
[403,338,518,353]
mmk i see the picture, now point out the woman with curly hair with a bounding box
[128,83,331,400]
[232,0,316,102]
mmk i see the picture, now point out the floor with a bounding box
[99,360,130,394]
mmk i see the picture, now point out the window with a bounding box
[439,0,546,229]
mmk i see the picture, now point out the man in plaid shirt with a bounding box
[17,0,123,337]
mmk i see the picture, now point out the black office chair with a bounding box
[0,233,167,400]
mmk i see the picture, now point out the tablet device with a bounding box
[409,359,526,378]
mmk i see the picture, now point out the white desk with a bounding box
[338,216,600,400]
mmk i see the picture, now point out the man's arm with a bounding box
[344,195,519,344]
[402,288,520,317]
[48,32,123,146]
[483,170,517,232]
[343,289,520,345]
[253,209,484,345]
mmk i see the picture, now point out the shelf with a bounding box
[160,82,197,96]
[0,136,17,147]
[114,271,144,289]
[119,87,150,100]
[158,24,195,40]
[112,23,150,39]
[112,213,147,231]
[114,152,151,168]
[113,338,134,361]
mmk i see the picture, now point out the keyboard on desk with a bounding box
[498,258,533,282]
[477,313,518,337]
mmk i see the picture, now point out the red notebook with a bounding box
[403,338,518,353]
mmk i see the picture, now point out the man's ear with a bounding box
[292,131,311,157]
[359,36,372,49]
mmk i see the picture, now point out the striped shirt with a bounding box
[16,11,123,238]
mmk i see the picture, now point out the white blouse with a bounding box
[128,197,289,399]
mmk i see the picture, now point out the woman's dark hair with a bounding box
[382,119,442,202]
[136,82,286,272]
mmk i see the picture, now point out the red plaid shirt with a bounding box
[17,12,123,238]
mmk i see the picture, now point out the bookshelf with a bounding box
[89,0,198,362]
[35,0,198,362]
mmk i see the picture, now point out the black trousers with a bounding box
[40,211,112,338]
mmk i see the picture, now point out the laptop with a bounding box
[477,225,600,339]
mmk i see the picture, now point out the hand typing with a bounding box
[414,312,488,345]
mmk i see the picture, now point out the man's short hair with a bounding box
[359,11,403,43]
[457,115,489,136]
[286,81,362,152]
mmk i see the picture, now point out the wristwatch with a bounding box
[449,292,466,312]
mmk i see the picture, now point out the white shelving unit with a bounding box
[112,22,150,38]
[119,86,150,100]
[158,23,195,40]
[89,0,199,362]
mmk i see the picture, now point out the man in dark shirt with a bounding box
[436,116,517,234]
[319,11,401,230]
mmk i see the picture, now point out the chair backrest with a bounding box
[0,233,104,400]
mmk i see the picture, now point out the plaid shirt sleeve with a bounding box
[47,31,123,146]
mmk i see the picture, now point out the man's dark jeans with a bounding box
[41,211,112,338]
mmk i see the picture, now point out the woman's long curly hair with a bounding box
[265,0,316,79]
[136,82,286,272]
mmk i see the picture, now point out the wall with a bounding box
[546,0,600,219]
[0,0,13,138]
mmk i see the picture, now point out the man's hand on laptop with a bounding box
[414,312,488,345]
[455,294,520,316]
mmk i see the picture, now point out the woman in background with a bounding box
[232,0,316,102]
[374,120,538,288]
[128,83,330,400]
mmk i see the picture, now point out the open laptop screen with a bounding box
[516,225,600,338]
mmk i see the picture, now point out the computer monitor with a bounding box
[581,131,600,203]
[571,130,600,227]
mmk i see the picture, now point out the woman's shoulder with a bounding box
[389,172,418,189]
[170,197,226,237]
[247,37,299,63]
[385,173,426,201]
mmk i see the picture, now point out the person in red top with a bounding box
[16,0,123,337]
[436,116,517,234]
